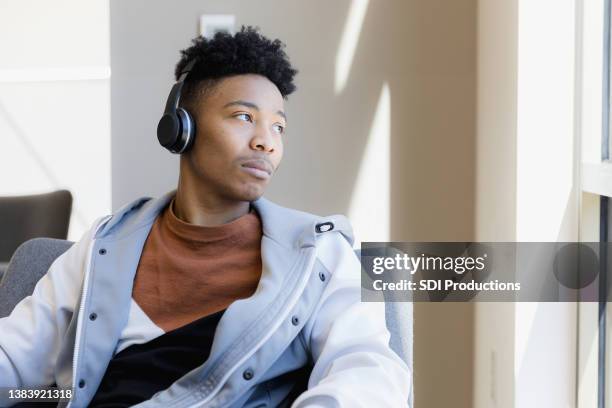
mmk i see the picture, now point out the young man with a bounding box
[0,27,411,407]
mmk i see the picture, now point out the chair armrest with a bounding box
[0,238,73,318]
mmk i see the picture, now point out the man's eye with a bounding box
[235,113,252,122]
[273,124,285,134]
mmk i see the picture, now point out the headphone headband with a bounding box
[178,59,197,81]
[163,59,197,114]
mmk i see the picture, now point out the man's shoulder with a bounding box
[96,191,175,239]
[252,197,355,248]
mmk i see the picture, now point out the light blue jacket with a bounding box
[0,190,411,407]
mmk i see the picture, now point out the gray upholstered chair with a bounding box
[0,263,8,283]
[0,238,414,406]
[0,238,73,318]
[0,190,72,272]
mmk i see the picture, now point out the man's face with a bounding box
[184,74,286,202]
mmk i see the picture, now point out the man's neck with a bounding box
[173,182,250,227]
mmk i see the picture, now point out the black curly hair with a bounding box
[175,26,298,112]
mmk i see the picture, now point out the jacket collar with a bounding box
[97,189,354,249]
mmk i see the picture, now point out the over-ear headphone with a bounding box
[157,59,197,154]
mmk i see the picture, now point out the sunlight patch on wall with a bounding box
[334,0,369,94]
[348,82,390,245]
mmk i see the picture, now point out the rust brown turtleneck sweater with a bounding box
[132,200,263,332]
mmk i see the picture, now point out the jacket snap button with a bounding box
[319,271,326,282]
[291,316,299,326]
[78,379,86,388]
[315,222,334,233]
[89,313,97,321]
[99,248,107,255]
[242,368,254,380]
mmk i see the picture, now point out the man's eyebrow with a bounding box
[223,100,287,121]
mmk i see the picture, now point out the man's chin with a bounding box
[242,190,265,203]
[234,183,266,202]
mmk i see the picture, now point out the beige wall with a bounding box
[394,1,477,407]
[110,1,476,406]
[474,0,518,407]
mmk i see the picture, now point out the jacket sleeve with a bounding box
[0,217,104,394]
[292,233,412,408]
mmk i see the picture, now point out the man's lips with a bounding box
[241,159,273,179]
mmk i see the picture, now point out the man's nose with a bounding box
[250,125,275,153]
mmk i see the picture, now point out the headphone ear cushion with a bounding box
[176,108,196,153]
